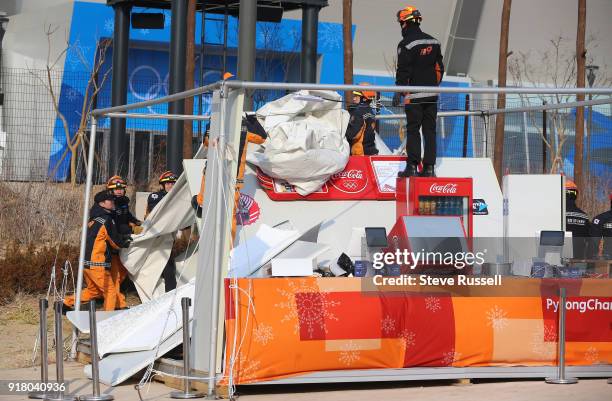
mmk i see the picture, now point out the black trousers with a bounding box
[162,258,177,292]
[404,102,438,165]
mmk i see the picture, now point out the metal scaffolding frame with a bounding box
[73,80,612,396]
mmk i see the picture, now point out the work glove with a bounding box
[392,92,402,107]
[132,225,144,235]
[121,236,133,249]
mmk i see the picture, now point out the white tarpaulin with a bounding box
[120,172,195,301]
[247,90,351,195]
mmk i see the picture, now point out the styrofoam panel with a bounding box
[503,174,564,237]
[96,281,195,357]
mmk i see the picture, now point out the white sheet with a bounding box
[228,224,300,278]
[96,280,195,357]
[248,90,350,195]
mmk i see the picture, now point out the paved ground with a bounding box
[1,362,610,401]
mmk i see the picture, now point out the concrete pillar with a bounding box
[110,3,131,176]
[167,0,188,174]
[301,5,320,83]
[237,0,256,110]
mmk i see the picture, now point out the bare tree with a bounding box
[252,22,300,107]
[509,36,610,175]
[343,0,354,107]
[28,25,111,185]
[574,0,586,199]
[493,0,512,185]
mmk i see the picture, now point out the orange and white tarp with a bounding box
[222,277,612,384]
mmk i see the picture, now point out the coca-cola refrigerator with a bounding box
[396,177,474,238]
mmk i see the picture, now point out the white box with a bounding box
[271,257,315,277]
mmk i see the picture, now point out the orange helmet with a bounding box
[223,72,234,80]
[397,5,422,24]
[565,179,578,198]
[159,171,178,185]
[106,175,127,190]
[352,82,376,100]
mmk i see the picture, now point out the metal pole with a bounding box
[462,94,470,157]
[301,5,319,83]
[222,80,612,95]
[79,301,113,401]
[542,102,547,173]
[29,299,49,399]
[171,298,203,399]
[168,0,188,174]
[206,92,228,398]
[45,302,77,401]
[109,3,131,176]
[237,0,256,110]
[197,1,206,137]
[522,111,530,173]
[70,117,98,359]
[545,287,578,384]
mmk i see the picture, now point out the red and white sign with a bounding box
[329,169,368,194]
[429,183,458,194]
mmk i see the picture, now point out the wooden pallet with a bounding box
[153,357,230,399]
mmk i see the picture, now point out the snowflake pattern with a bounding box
[399,329,416,348]
[139,29,150,36]
[319,24,343,50]
[233,355,261,383]
[253,323,274,346]
[274,279,340,339]
[66,40,91,70]
[486,305,508,330]
[442,348,462,366]
[104,18,114,34]
[543,322,558,342]
[66,88,80,102]
[584,346,599,363]
[530,328,556,359]
[338,340,361,366]
[381,315,396,335]
[425,296,442,313]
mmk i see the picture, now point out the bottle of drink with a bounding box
[418,197,425,215]
[430,197,437,215]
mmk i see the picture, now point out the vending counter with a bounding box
[221,276,612,385]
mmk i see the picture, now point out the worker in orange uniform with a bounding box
[107,175,140,309]
[64,190,131,311]
[345,83,379,156]
[393,5,444,178]
[191,114,267,242]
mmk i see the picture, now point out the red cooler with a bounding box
[396,177,474,238]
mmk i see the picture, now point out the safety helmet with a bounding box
[223,72,234,80]
[397,5,422,24]
[106,175,127,190]
[352,82,376,101]
[565,179,578,198]
[159,171,178,185]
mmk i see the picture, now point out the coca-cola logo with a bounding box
[330,169,368,194]
[429,183,458,194]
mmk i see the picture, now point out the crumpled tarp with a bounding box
[119,173,196,301]
[247,90,351,195]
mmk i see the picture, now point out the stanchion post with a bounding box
[79,301,113,401]
[171,297,204,399]
[29,299,49,399]
[545,287,578,384]
[44,302,77,401]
